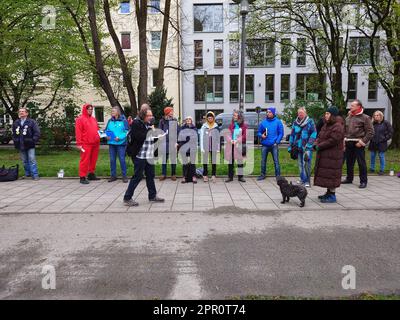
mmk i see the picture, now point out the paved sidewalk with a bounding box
[0,176,399,214]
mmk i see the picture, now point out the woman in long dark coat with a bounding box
[313,106,345,203]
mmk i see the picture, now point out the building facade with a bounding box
[179,0,391,128]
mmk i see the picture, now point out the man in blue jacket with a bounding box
[12,107,41,180]
[257,107,284,180]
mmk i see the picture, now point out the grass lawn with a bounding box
[0,147,399,178]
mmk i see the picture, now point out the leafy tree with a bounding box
[148,85,174,125]
[281,100,326,128]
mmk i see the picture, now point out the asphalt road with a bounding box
[1,208,399,299]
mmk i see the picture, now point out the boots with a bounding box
[87,172,100,181]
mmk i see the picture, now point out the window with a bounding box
[265,75,275,102]
[94,107,104,123]
[229,3,239,32]
[151,31,161,50]
[193,4,223,33]
[229,39,239,67]
[229,75,254,103]
[121,32,131,50]
[296,74,325,101]
[368,73,378,101]
[194,75,224,103]
[349,37,379,65]
[230,75,239,103]
[152,69,159,88]
[281,39,291,67]
[194,40,203,68]
[297,38,307,66]
[246,39,275,67]
[214,40,223,67]
[120,0,130,14]
[149,0,160,14]
[281,74,290,101]
[245,75,254,103]
[347,73,358,100]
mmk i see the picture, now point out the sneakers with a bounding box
[108,176,117,182]
[257,175,266,181]
[211,176,217,183]
[159,176,167,181]
[225,178,233,183]
[171,175,177,181]
[87,173,100,181]
[304,182,311,188]
[123,199,139,207]
[192,177,197,184]
[378,171,384,176]
[122,176,129,183]
[318,192,329,200]
[80,177,89,184]
[320,194,337,203]
[32,176,40,181]
[203,176,209,182]
[149,196,165,203]
[181,178,186,184]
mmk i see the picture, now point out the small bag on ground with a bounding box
[0,164,19,182]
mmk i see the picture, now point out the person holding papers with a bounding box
[105,107,129,183]
[75,103,101,185]
[123,104,165,207]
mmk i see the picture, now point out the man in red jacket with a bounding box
[75,104,101,184]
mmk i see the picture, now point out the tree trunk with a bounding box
[156,0,171,90]
[390,62,400,148]
[103,0,138,115]
[135,0,148,106]
[87,0,121,109]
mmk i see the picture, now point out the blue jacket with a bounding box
[288,117,317,152]
[12,118,40,151]
[159,117,180,153]
[257,116,284,147]
[105,115,129,145]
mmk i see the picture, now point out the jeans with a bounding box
[345,144,368,184]
[370,151,385,173]
[109,144,127,177]
[260,145,280,177]
[298,151,312,184]
[124,158,156,201]
[161,153,176,176]
[20,148,39,178]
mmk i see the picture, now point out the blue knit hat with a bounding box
[267,107,276,116]
[326,106,339,116]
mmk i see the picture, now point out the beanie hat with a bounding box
[267,107,276,116]
[326,106,339,116]
[164,107,174,116]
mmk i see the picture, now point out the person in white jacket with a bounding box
[199,111,220,183]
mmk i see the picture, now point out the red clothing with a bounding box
[75,104,100,146]
[75,104,100,177]
[78,144,100,177]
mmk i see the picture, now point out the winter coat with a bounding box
[12,118,40,151]
[289,117,317,153]
[345,111,374,146]
[199,121,220,153]
[314,116,345,189]
[368,120,393,152]
[126,117,155,159]
[105,115,129,146]
[178,123,198,157]
[159,117,180,154]
[224,121,248,161]
[257,116,284,147]
[75,104,100,146]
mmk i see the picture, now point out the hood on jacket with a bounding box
[81,103,93,117]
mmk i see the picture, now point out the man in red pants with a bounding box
[75,104,101,184]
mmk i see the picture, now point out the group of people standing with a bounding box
[9,99,395,206]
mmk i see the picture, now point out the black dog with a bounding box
[276,176,308,207]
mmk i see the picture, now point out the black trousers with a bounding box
[203,151,217,176]
[345,144,368,184]
[124,158,157,201]
[228,144,244,179]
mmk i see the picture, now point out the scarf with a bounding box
[350,107,363,116]
[295,116,309,128]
